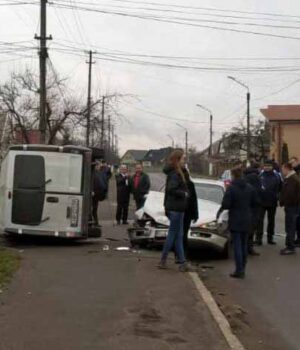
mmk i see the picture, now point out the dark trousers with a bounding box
[296,211,300,241]
[285,206,300,250]
[248,207,259,251]
[92,196,100,225]
[257,206,277,241]
[231,231,248,274]
[116,201,129,223]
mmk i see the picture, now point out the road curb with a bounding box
[189,272,246,350]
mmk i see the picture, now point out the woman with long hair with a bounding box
[158,149,189,271]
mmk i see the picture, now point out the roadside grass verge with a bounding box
[0,248,20,288]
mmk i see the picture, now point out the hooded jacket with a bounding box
[163,165,189,213]
[219,178,258,232]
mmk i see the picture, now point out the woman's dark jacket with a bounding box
[183,168,198,222]
[219,178,258,233]
[163,166,189,213]
[279,173,300,207]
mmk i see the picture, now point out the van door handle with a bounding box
[47,196,59,203]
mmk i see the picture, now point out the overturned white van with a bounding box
[0,145,101,239]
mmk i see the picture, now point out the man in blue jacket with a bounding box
[217,167,258,279]
[255,160,282,246]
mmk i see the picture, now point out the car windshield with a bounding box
[194,183,224,204]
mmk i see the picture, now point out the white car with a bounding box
[128,178,229,257]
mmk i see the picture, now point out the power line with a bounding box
[49,2,300,41]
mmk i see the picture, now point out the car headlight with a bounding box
[199,220,218,230]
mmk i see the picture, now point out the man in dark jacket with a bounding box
[290,157,300,245]
[217,167,258,279]
[279,163,300,255]
[115,164,130,225]
[130,163,151,210]
[244,162,261,256]
[92,161,109,226]
[255,160,281,245]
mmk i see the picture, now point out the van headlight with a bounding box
[199,220,218,230]
[70,198,79,227]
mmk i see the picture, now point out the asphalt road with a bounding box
[150,173,298,350]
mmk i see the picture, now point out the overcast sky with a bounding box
[1,0,300,155]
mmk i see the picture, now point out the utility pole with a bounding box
[210,114,213,156]
[176,123,188,163]
[101,96,105,149]
[86,50,95,147]
[35,0,52,144]
[228,76,251,164]
[111,125,115,152]
[107,115,111,150]
[247,91,251,162]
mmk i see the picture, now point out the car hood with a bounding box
[136,191,227,226]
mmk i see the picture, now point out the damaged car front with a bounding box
[128,179,229,256]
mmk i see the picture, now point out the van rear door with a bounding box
[12,154,46,225]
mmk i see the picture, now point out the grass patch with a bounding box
[0,248,20,288]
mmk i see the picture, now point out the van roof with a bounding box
[9,144,91,154]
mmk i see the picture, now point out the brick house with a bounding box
[260,105,300,163]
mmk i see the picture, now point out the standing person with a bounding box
[279,163,300,255]
[158,150,189,271]
[244,162,261,256]
[217,167,258,279]
[182,167,198,254]
[115,164,130,225]
[255,160,281,245]
[130,163,150,210]
[92,161,109,226]
[290,157,300,245]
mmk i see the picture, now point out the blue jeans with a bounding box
[231,231,248,274]
[161,211,185,264]
[285,206,300,250]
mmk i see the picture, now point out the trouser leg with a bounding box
[295,212,300,242]
[92,197,99,225]
[174,213,185,264]
[161,212,177,262]
[257,207,266,241]
[122,202,129,223]
[116,202,122,222]
[285,206,299,250]
[232,231,244,274]
[267,206,277,241]
[242,233,248,271]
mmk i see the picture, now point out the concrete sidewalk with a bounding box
[0,223,229,350]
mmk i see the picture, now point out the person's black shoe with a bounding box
[116,221,121,225]
[248,249,260,256]
[268,240,276,245]
[230,272,245,279]
[280,248,296,255]
[254,240,262,246]
[122,221,129,225]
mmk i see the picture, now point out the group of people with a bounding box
[91,161,150,226]
[92,153,300,279]
[218,157,300,279]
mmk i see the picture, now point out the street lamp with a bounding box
[167,134,175,148]
[228,76,251,163]
[196,104,213,157]
[176,123,188,163]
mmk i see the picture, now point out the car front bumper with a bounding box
[128,224,229,251]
